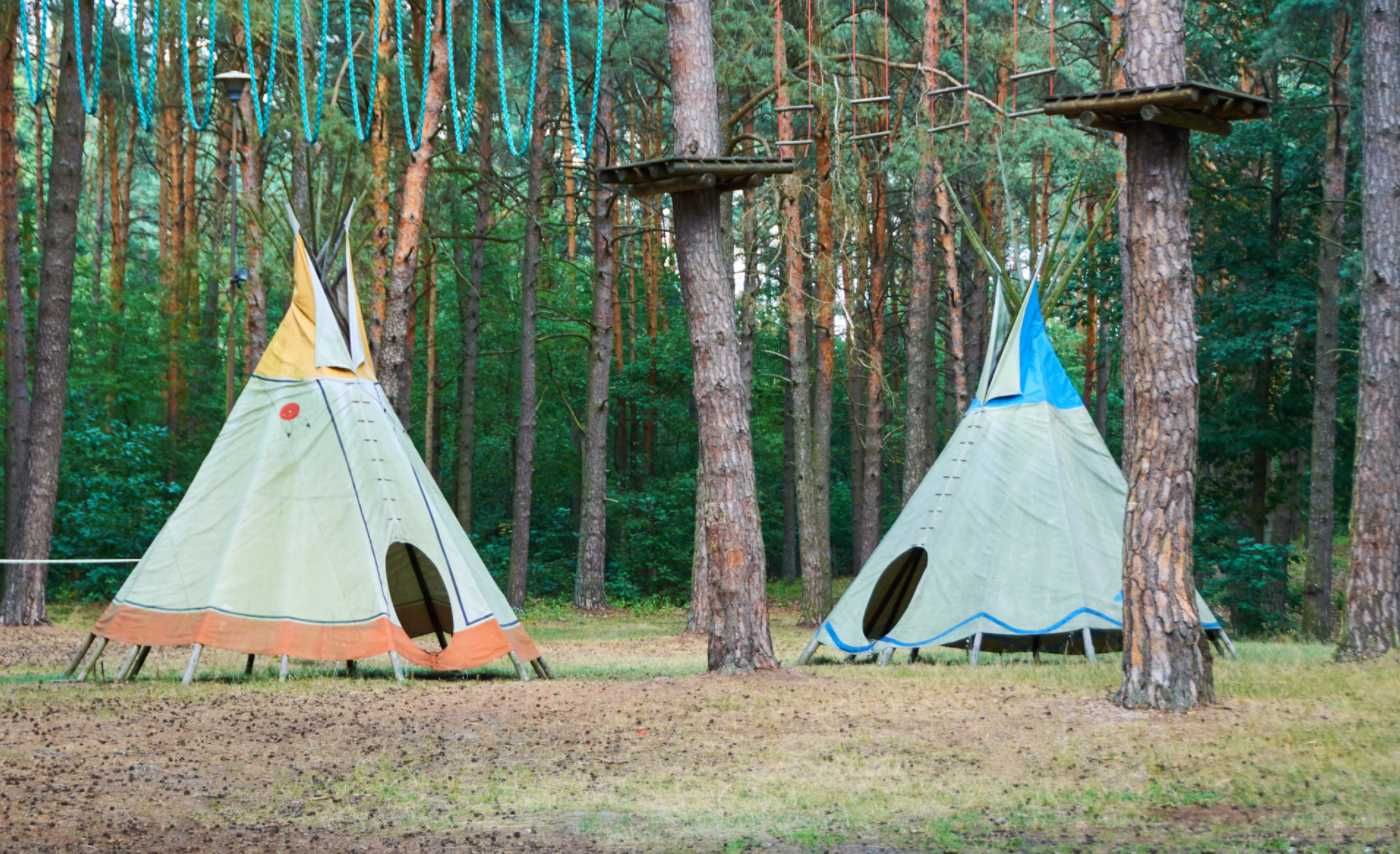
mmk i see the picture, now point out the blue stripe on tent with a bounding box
[824,610,1221,653]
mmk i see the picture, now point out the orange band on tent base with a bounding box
[94,604,541,672]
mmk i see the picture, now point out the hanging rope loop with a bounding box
[444,0,482,152]
[179,0,219,129]
[241,0,285,136]
[393,0,437,151]
[72,0,107,114]
[17,0,50,104]
[342,0,383,142]
[129,0,162,130]
[493,0,543,157]
[293,0,332,142]
[559,0,604,159]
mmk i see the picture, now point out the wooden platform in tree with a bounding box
[1042,82,1270,136]
[598,156,796,197]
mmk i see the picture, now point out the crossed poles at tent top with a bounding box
[14,0,605,157]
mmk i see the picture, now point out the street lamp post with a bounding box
[214,71,250,412]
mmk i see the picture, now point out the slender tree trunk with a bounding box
[1305,11,1350,642]
[423,260,438,470]
[576,86,617,611]
[666,0,775,672]
[1338,0,1400,661]
[379,2,450,420]
[1,0,89,624]
[804,112,834,624]
[369,4,393,353]
[506,31,555,608]
[1,4,31,557]
[105,96,134,415]
[1116,0,1214,710]
[90,112,106,308]
[237,91,266,373]
[858,174,888,572]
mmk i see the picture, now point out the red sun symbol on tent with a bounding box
[278,402,307,437]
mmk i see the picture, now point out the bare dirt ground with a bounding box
[1,607,1397,852]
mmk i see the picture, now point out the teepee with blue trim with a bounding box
[798,283,1228,663]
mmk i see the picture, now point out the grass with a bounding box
[0,602,1396,851]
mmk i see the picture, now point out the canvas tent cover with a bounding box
[93,225,539,671]
[813,284,1221,657]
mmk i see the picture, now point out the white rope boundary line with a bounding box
[0,559,140,564]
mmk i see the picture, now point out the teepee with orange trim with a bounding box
[80,209,547,683]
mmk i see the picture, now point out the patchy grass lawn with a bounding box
[0,602,1396,851]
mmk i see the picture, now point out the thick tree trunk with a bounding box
[369,6,394,353]
[1304,9,1350,642]
[666,0,775,672]
[1116,0,1213,710]
[804,114,834,624]
[1,4,31,557]
[506,32,554,609]
[1,0,89,625]
[1338,0,1400,661]
[379,3,450,420]
[237,89,266,373]
[576,87,617,611]
[857,175,888,573]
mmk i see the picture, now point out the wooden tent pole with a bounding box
[127,646,152,680]
[969,632,983,666]
[244,655,255,676]
[387,650,405,683]
[346,659,357,676]
[114,645,143,682]
[405,548,450,650]
[909,647,921,663]
[876,647,894,666]
[62,633,96,678]
[529,657,554,679]
[77,637,110,682]
[1217,629,1238,660]
[1081,627,1097,663]
[279,654,290,682]
[508,652,533,681]
[795,633,820,665]
[181,644,203,685]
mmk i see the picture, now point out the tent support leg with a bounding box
[1081,628,1097,663]
[529,657,553,679]
[795,634,820,666]
[969,632,983,666]
[114,645,142,682]
[244,655,255,676]
[876,647,894,666]
[1032,636,1042,665]
[406,548,450,651]
[1216,629,1238,660]
[508,652,533,681]
[127,646,151,680]
[77,637,110,682]
[62,633,96,679]
[346,659,357,676]
[909,648,921,663]
[181,643,203,685]
[842,654,857,664]
[387,651,405,683]
[279,655,290,682]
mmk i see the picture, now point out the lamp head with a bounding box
[214,70,251,104]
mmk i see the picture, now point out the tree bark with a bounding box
[1304,8,1350,643]
[1116,0,1214,710]
[857,171,888,573]
[422,259,439,471]
[804,111,834,624]
[1,3,31,558]
[237,88,266,373]
[369,4,394,353]
[575,85,617,611]
[378,1,450,420]
[1337,0,1400,661]
[1,0,89,625]
[506,30,555,609]
[666,0,776,672]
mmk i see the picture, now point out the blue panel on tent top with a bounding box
[970,284,1084,411]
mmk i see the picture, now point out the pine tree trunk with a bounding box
[1,0,89,624]
[423,260,438,471]
[1338,0,1400,661]
[1304,8,1350,642]
[857,174,888,573]
[369,4,394,353]
[237,92,266,373]
[575,86,617,611]
[1,4,31,557]
[1116,0,1214,710]
[666,0,775,672]
[506,31,555,608]
[804,114,834,625]
[379,1,450,420]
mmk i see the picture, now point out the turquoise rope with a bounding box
[293,0,331,142]
[179,0,218,129]
[342,0,382,142]
[393,0,435,151]
[444,0,480,152]
[128,0,161,130]
[493,0,542,157]
[72,0,106,113]
[17,0,50,104]
[559,0,604,158]
[241,0,284,136]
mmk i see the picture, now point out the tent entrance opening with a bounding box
[385,542,453,652]
[862,546,929,641]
